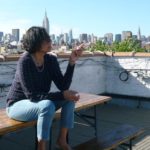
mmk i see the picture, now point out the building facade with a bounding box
[0,32,4,42]
[115,34,121,42]
[12,29,20,42]
[122,31,132,41]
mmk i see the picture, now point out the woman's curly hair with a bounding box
[21,26,51,53]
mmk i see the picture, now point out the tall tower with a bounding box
[12,29,20,42]
[69,29,73,44]
[43,10,49,34]
[137,27,141,41]
[104,33,113,44]
[0,32,4,42]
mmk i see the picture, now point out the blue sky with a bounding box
[0,0,150,38]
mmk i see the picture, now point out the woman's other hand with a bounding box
[63,90,80,102]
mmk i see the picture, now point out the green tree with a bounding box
[90,40,107,52]
[90,39,146,52]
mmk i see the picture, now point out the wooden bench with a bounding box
[74,124,144,150]
[0,93,111,149]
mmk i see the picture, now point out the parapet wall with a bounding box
[0,52,150,108]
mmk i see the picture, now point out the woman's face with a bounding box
[40,40,52,53]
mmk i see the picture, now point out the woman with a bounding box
[6,26,84,150]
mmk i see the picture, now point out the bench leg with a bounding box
[74,105,98,138]
[94,105,98,137]
[120,139,133,150]
[129,139,132,150]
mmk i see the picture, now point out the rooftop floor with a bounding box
[1,102,150,150]
[70,103,150,150]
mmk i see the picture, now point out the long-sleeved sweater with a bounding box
[6,52,75,106]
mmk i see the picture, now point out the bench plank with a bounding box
[74,124,144,150]
[0,93,111,136]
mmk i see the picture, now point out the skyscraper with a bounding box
[79,33,88,43]
[137,27,141,41]
[12,29,20,42]
[43,10,49,34]
[64,33,69,43]
[68,29,73,44]
[115,34,121,42]
[122,31,132,41]
[0,32,3,42]
[104,33,113,44]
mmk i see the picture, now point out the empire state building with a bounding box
[43,11,49,34]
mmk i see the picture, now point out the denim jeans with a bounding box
[6,99,75,140]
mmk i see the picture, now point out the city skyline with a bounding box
[0,0,150,38]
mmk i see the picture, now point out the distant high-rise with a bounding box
[43,10,49,34]
[122,31,132,41]
[50,34,55,43]
[104,33,113,44]
[4,34,12,42]
[115,34,121,42]
[132,35,138,40]
[69,29,73,44]
[12,29,20,42]
[88,34,91,42]
[64,33,69,43]
[137,27,141,41]
[79,33,88,43]
[0,32,4,42]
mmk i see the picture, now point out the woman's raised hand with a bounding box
[69,43,85,65]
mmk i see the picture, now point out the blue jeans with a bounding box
[6,99,75,140]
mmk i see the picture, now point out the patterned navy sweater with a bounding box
[6,52,75,106]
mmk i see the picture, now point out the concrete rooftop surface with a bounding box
[1,102,150,150]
